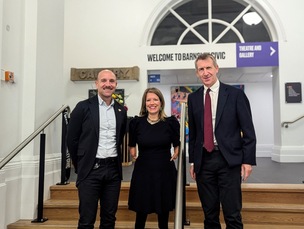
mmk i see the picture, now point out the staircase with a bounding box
[7,182,304,229]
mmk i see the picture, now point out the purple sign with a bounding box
[236,42,278,67]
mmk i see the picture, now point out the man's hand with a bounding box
[241,164,252,182]
[189,163,196,180]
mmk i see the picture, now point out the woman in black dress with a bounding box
[128,87,180,229]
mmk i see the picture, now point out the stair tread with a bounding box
[8,182,304,228]
[8,219,304,229]
[188,201,304,210]
[50,182,131,190]
[44,199,304,211]
[51,182,304,192]
[241,183,304,192]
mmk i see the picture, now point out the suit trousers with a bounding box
[196,149,243,229]
[77,159,121,229]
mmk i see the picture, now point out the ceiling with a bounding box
[151,67,275,85]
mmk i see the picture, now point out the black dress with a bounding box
[128,116,180,214]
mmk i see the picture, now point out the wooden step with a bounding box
[8,219,304,229]
[42,198,304,225]
[50,182,131,201]
[50,182,304,205]
[47,182,304,224]
[241,183,304,205]
[7,182,304,228]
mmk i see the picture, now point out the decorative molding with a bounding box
[70,66,139,81]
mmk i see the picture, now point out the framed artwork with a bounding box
[285,82,302,103]
[171,86,199,120]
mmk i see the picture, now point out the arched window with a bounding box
[151,0,271,45]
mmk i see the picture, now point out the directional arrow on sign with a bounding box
[270,46,276,56]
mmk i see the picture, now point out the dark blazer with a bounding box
[67,95,127,186]
[188,82,256,174]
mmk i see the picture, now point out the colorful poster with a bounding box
[171,86,200,142]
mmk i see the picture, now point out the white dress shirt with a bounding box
[96,95,117,158]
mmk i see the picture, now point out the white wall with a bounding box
[0,0,24,159]
[267,0,304,161]
[0,1,27,225]
[0,0,64,228]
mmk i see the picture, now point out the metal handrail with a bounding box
[174,102,187,229]
[0,104,70,170]
[281,115,304,128]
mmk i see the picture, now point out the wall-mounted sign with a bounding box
[148,74,160,83]
[236,42,279,67]
[71,66,139,81]
[285,82,302,103]
[144,42,279,69]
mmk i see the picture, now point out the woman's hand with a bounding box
[170,152,178,161]
[129,146,137,160]
[170,146,179,161]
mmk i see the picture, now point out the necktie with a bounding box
[204,88,214,152]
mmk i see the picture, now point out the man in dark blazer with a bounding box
[67,69,127,229]
[188,53,256,229]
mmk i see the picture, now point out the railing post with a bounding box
[57,109,70,185]
[32,133,48,223]
[183,145,190,226]
[175,103,189,229]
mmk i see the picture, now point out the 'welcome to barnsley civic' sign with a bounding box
[144,42,278,69]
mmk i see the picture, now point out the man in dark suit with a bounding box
[188,53,256,229]
[67,69,127,229]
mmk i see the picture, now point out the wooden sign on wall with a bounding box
[70,66,139,81]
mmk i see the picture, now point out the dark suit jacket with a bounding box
[67,95,127,186]
[188,82,256,174]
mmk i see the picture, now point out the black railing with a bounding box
[0,104,70,223]
[57,109,71,185]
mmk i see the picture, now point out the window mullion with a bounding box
[208,0,212,43]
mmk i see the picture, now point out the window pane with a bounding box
[175,0,208,24]
[151,0,271,45]
[151,13,186,45]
